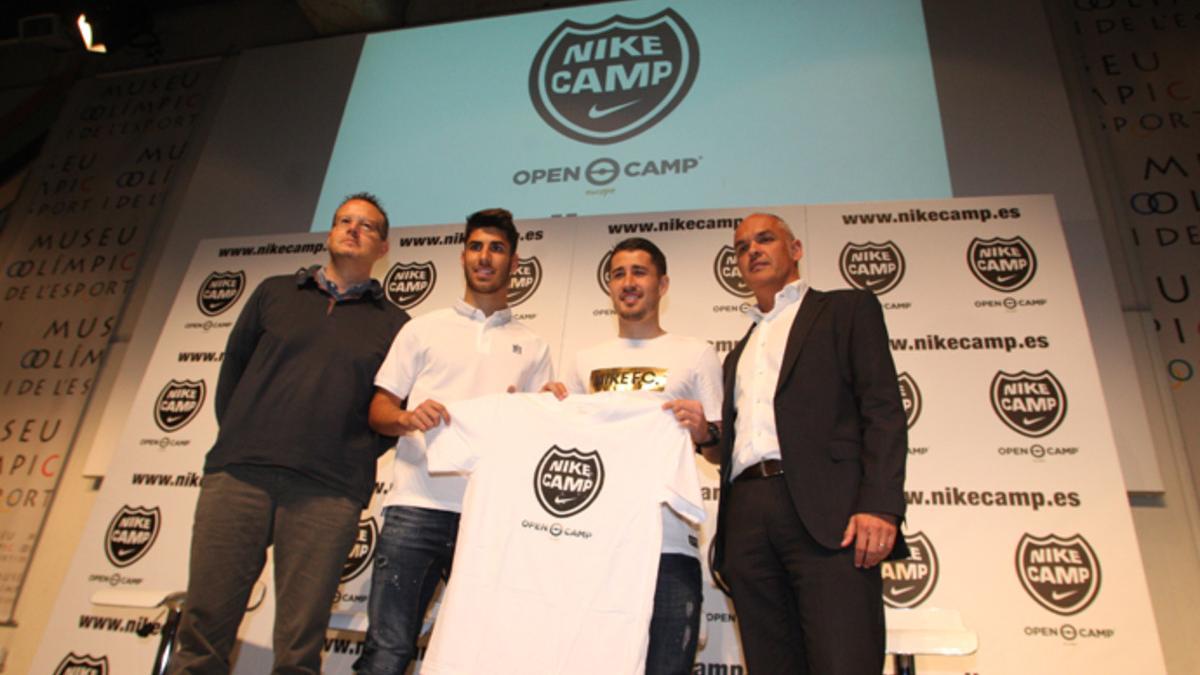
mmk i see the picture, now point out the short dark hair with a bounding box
[610,237,667,276]
[465,208,519,252]
[339,192,390,237]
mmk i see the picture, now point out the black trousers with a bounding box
[723,475,885,675]
[169,466,362,675]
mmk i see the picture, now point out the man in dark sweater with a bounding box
[169,193,409,675]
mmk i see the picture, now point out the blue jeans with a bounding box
[646,553,702,675]
[354,505,460,675]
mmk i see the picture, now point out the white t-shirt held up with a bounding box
[419,392,705,675]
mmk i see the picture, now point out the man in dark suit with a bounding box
[711,213,908,674]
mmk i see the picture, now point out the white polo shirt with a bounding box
[376,299,553,512]
[732,279,808,480]
[565,334,721,557]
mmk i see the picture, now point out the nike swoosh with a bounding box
[1024,416,1045,425]
[889,584,915,596]
[1051,589,1079,601]
[588,100,640,119]
[996,273,1017,282]
[553,495,573,505]
[864,277,885,287]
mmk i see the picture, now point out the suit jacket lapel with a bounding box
[776,289,828,395]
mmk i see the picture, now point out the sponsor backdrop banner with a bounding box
[0,63,217,623]
[32,196,1163,674]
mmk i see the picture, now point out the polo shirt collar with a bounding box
[453,298,512,325]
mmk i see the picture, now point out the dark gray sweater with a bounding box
[205,268,409,505]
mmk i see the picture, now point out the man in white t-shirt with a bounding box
[354,208,554,675]
[419,391,706,675]
[546,237,722,675]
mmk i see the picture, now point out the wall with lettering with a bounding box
[0,63,218,624]
[1052,0,1200,507]
[1043,4,1200,671]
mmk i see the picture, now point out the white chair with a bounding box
[91,589,188,675]
[885,607,978,675]
[90,582,266,675]
[328,611,368,633]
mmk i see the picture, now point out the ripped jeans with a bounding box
[647,553,703,675]
[354,505,460,675]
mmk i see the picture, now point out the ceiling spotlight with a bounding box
[76,13,107,53]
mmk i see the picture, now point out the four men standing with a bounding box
[172,206,906,674]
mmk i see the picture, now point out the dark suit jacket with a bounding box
[711,288,909,583]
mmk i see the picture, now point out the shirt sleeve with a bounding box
[424,395,494,474]
[374,319,423,399]
[692,343,724,422]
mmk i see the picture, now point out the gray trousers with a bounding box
[167,465,362,675]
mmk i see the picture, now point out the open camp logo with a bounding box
[596,250,614,295]
[341,518,378,583]
[154,379,206,433]
[534,445,605,518]
[713,245,752,298]
[529,8,699,144]
[104,505,161,568]
[990,370,1067,438]
[197,270,245,316]
[968,236,1037,292]
[385,261,437,310]
[55,653,109,675]
[897,372,922,430]
[1016,533,1101,616]
[882,532,938,608]
[508,256,543,307]
[839,241,906,295]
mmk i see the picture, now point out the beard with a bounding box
[617,307,649,322]
[613,295,651,322]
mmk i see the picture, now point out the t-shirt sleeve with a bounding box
[657,413,707,525]
[424,395,494,474]
[693,343,724,422]
[374,320,423,398]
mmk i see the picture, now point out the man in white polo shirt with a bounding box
[547,237,722,675]
[354,208,554,675]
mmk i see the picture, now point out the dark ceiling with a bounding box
[0,0,618,87]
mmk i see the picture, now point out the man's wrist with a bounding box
[695,421,720,448]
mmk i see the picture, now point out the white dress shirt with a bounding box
[731,279,809,480]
